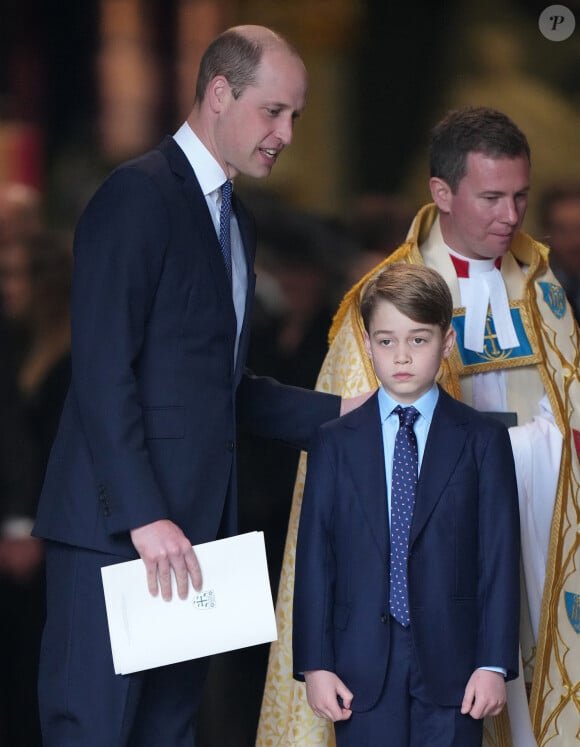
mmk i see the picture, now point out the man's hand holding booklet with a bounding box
[101,531,277,674]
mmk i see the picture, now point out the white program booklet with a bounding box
[101,531,277,674]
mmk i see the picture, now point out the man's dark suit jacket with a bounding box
[33,136,339,556]
[293,387,520,711]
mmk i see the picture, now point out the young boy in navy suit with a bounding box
[293,263,520,747]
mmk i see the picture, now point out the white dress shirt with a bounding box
[173,122,247,361]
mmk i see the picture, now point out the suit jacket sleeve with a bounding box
[292,427,338,677]
[475,421,521,680]
[70,167,171,533]
[236,370,340,451]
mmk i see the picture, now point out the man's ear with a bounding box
[429,177,453,214]
[207,76,230,113]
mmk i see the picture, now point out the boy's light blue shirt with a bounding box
[378,383,439,523]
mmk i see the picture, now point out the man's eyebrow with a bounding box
[264,100,304,116]
[479,185,530,196]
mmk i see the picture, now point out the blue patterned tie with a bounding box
[219,180,233,280]
[389,405,419,626]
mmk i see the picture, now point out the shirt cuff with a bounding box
[478,665,507,678]
[1,517,35,538]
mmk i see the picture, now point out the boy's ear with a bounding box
[442,326,456,358]
[363,329,372,359]
[429,177,453,214]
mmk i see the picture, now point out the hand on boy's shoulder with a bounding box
[304,669,353,722]
[339,389,375,416]
[461,669,507,720]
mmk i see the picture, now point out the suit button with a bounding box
[226,440,234,452]
[380,614,388,624]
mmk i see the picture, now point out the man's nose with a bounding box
[502,198,519,225]
[276,116,294,146]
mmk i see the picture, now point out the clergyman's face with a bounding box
[216,47,308,180]
[433,152,530,260]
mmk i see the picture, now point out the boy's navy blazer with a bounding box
[293,387,520,711]
[33,136,339,556]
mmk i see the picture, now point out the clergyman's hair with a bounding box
[360,263,453,334]
[195,27,298,102]
[429,107,530,193]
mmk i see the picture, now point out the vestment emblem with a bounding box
[539,282,566,319]
[565,591,580,633]
[451,307,534,369]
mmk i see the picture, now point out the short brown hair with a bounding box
[195,26,300,102]
[360,263,452,333]
[430,107,530,193]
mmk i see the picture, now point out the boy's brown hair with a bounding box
[360,263,453,333]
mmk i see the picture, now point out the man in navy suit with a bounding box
[293,263,520,746]
[32,25,362,747]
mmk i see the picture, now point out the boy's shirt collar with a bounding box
[378,384,439,425]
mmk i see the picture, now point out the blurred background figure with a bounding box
[0,231,72,452]
[0,228,72,747]
[538,182,580,324]
[343,192,415,285]
[247,199,352,394]
[0,183,43,245]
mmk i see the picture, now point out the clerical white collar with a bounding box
[447,246,497,276]
[445,246,518,353]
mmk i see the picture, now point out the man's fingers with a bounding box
[169,543,200,599]
[131,520,199,600]
[185,548,203,591]
[145,561,160,597]
[145,549,202,601]
[157,557,173,601]
[171,559,189,600]
[461,687,474,715]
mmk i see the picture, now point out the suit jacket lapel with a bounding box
[410,389,466,546]
[344,394,389,561]
[158,137,237,307]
